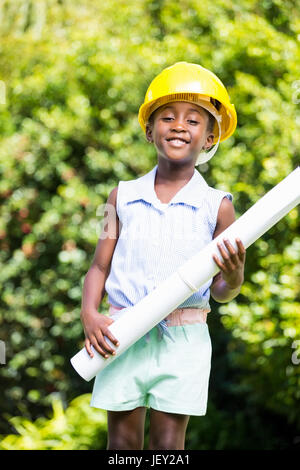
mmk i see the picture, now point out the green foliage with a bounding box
[0,394,107,450]
[0,0,299,448]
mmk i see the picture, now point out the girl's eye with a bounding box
[161,117,199,124]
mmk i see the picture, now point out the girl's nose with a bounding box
[171,118,186,131]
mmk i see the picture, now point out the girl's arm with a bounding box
[210,197,246,303]
[80,187,120,358]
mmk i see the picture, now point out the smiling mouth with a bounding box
[166,137,190,145]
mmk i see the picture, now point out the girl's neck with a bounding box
[156,161,195,185]
[154,162,195,204]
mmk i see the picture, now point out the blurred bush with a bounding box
[0,394,107,450]
[0,0,299,448]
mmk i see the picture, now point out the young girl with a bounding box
[80,62,246,450]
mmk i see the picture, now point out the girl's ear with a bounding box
[203,132,215,150]
[146,123,153,143]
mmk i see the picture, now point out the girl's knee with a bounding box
[148,433,185,450]
[107,433,144,450]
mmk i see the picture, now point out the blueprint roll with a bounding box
[71,166,300,382]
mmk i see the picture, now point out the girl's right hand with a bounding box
[80,309,120,358]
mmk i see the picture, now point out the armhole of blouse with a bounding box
[211,191,234,236]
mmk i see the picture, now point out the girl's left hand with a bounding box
[212,238,246,289]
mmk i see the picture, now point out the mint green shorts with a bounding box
[90,323,212,416]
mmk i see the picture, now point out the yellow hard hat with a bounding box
[138,62,237,147]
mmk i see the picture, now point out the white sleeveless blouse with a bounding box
[105,165,233,310]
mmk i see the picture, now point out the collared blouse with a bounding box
[105,164,233,311]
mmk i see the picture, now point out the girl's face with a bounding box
[146,101,215,165]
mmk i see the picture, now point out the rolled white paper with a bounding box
[71,166,300,381]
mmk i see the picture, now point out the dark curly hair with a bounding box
[207,98,221,133]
